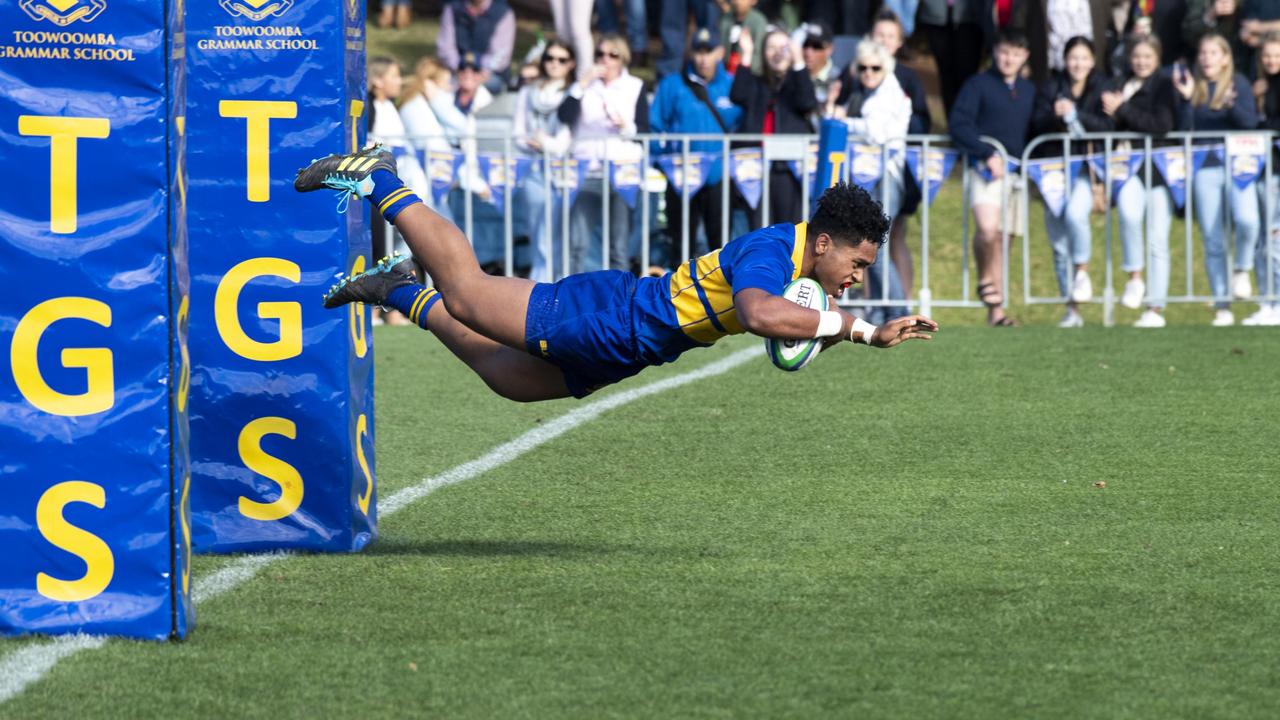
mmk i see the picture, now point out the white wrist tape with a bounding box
[851,318,878,345]
[814,311,844,338]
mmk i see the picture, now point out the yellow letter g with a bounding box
[214,257,302,362]
[11,297,113,417]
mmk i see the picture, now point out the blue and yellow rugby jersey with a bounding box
[632,222,808,364]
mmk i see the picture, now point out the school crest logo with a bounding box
[19,0,107,26]
[219,0,293,21]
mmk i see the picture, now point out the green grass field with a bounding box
[3,324,1279,718]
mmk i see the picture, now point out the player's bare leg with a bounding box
[389,202,535,350]
[295,145,538,350]
[328,256,572,401]
[418,297,571,401]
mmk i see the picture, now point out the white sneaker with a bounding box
[1212,309,1235,327]
[1058,309,1084,328]
[1070,269,1093,303]
[1134,309,1166,328]
[1242,305,1280,326]
[1121,277,1145,309]
[1232,271,1253,300]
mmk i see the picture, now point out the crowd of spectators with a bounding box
[370,0,1280,327]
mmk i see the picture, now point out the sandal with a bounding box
[978,282,1003,308]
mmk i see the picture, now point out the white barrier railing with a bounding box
[1020,130,1279,325]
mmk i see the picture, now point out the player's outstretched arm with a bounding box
[736,288,839,340]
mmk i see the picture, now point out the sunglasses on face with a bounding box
[595,50,622,60]
[857,64,883,73]
[544,54,572,65]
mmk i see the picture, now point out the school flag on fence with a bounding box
[1152,146,1210,209]
[657,152,711,196]
[610,159,644,208]
[548,157,589,206]
[789,141,820,186]
[427,149,462,205]
[1086,150,1144,197]
[1026,158,1082,217]
[729,148,764,209]
[1226,135,1267,190]
[904,147,959,206]
[850,143,884,191]
[479,154,531,213]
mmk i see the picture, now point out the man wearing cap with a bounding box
[438,0,516,94]
[650,26,745,259]
[797,21,838,126]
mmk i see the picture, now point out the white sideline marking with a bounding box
[0,345,758,705]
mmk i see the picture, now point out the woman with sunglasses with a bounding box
[730,27,818,225]
[830,39,913,323]
[1031,35,1113,328]
[514,38,576,282]
[558,34,648,274]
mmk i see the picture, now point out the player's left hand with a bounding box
[870,315,937,348]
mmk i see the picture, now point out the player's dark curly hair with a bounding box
[808,182,889,248]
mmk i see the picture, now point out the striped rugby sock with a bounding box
[367,169,420,223]
[385,284,441,330]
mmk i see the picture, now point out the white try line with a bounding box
[0,345,758,706]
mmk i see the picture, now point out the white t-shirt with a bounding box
[1047,0,1093,72]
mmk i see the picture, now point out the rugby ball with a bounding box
[764,277,827,372]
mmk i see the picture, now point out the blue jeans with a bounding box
[1257,175,1280,304]
[570,184,632,273]
[596,0,647,59]
[518,167,567,282]
[863,176,909,323]
[1117,179,1173,309]
[882,0,918,35]
[1193,164,1261,307]
[658,0,719,77]
[1042,174,1094,298]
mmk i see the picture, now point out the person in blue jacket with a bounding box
[650,26,745,260]
[948,29,1037,327]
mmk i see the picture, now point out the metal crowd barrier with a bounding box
[1020,130,1279,325]
[380,131,1012,318]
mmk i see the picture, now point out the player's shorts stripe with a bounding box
[377,188,412,213]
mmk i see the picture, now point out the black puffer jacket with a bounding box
[1031,70,1113,157]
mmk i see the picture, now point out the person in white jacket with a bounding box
[399,57,457,155]
[829,39,912,322]
[557,34,648,273]
[513,37,576,282]
[420,54,497,260]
